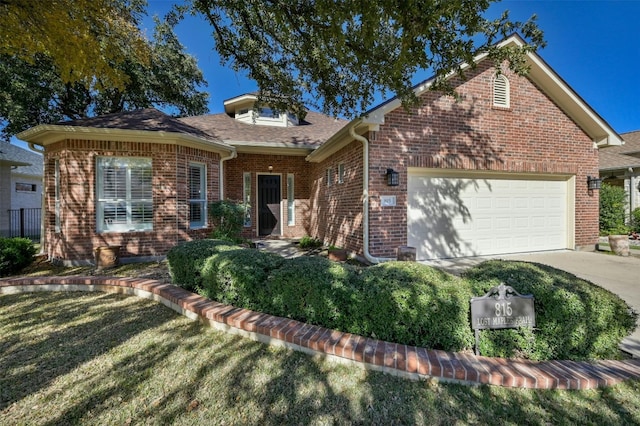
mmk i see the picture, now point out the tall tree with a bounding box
[190,0,544,118]
[0,11,209,139]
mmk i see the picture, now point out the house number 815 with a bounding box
[495,302,512,317]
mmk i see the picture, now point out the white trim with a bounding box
[287,173,295,226]
[188,162,207,229]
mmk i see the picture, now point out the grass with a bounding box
[2,292,640,425]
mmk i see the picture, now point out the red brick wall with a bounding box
[309,61,599,259]
[224,153,311,238]
[364,61,598,258]
[43,139,220,264]
[308,142,365,253]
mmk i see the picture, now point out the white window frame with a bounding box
[338,163,345,184]
[287,173,295,226]
[243,172,252,227]
[96,157,153,233]
[189,163,207,229]
[327,167,334,187]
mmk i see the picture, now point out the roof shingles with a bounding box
[599,130,640,171]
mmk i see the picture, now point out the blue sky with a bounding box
[11,1,640,150]
[142,0,640,134]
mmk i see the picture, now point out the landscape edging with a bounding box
[2,275,640,390]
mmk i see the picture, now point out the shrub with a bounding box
[632,207,640,233]
[166,239,240,290]
[267,256,359,331]
[299,235,322,249]
[199,248,284,311]
[463,260,637,361]
[0,237,36,277]
[354,262,475,351]
[209,200,247,242]
[599,183,629,235]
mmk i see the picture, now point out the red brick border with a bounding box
[2,276,639,389]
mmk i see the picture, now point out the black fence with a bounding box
[5,208,41,240]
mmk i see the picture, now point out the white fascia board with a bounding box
[17,125,236,156]
[228,140,314,156]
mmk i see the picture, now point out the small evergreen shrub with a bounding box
[631,207,640,233]
[0,237,36,277]
[354,262,475,351]
[199,248,284,311]
[209,200,246,242]
[166,239,240,290]
[299,235,322,249]
[463,260,637,361]
[267,256,360,331]
[599,183,629,235]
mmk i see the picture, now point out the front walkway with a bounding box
[2,276,640,390]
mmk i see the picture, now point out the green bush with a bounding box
[267,256,360,331]
[299,235,322,249]
[355,262,474,351]
[599,183,629,235]
[463,260,637,361]
[200,248,284,311]
[632,207,640,233]
[166,239,240,291]
[0,237,36,277]
[209,200,247,242]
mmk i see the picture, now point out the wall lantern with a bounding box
[587,175,602,190]
[386,168,399,186]
[268,165,273,171]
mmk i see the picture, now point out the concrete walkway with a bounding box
[427,251,640,358]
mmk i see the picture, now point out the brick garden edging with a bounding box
[2,276,640,390]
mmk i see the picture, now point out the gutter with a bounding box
[348,122,394,264]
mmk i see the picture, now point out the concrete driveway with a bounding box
[425,251,640,358]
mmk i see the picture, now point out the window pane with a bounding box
[102,167,127,199]
[189,164,206,228]
[287,174,294,226]
[243,172,252,227]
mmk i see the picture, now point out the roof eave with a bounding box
[17,124,236,156]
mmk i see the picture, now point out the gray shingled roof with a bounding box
[179,111,348,148]
[61,108,222,143]
[0,142,43,176]
[599,130,640,171]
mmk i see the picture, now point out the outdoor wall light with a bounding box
[386,168,399,186]
[587,175,602,190]
[268,165,273,171]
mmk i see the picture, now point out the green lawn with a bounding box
[2,292,640,425]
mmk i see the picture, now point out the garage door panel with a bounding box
[408,173,569,259]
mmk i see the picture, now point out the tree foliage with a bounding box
[0,1,208,139]
[190,0,544,118]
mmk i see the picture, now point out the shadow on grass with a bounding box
[1,292,640,425]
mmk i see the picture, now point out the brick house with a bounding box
[18,35,621,265]
[599,130,640,219]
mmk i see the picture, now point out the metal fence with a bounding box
[6,208,41,240]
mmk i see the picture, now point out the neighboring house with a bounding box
[599,130,640,218]
[18,34,621,265]
[0,142,43,238]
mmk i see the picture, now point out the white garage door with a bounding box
[407,170,572,260]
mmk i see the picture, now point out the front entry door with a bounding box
[258,175,281,236]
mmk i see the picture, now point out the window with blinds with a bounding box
[189,163,206,228]
[243,172,251,227]
[96,157,152,232]
[493,74,510,108]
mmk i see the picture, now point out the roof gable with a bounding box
[0,142,43,176]
[363,34,621,148]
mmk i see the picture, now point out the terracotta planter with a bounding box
[328,248,347,262]
[608,235,630,257]
[95,245,121,268]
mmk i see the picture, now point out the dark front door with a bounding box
[258,175,281,236]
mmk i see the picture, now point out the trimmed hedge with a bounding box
[463,260,638,361]
[199,248,284,311]
[166,240,241,291]
[167,240,637,360]
[0,237,36,277]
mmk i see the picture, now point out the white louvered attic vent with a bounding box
[493,74,510,108]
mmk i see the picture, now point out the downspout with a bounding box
[219,150,237,200]
[349,123,394,264]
